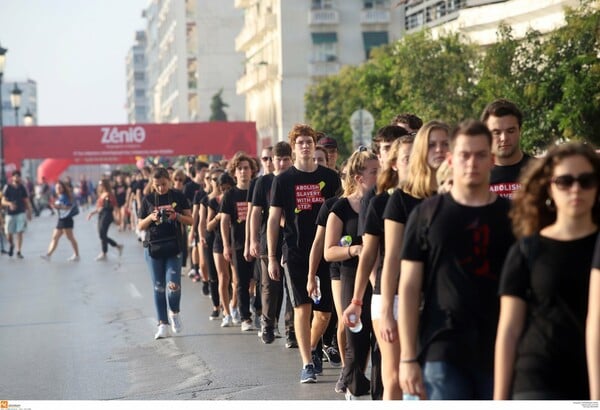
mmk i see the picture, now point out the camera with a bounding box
[157,208,171,224]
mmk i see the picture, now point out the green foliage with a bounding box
[209,88,228,121]
[305,1,600,156]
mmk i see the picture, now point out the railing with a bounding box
[360,9,390,24]
[308,61,341,77]
[308,9,339,25]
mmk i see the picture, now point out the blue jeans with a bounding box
[144,248,183,324]
[423,361,493,400]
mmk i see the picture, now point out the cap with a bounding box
[317,136,338,149]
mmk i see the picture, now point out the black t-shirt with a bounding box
[114,182,128,207]
[251,174,277,256]
[184,181,202,207]
[220,187,248,250]
[247,177,257,203]
[357,186,376,236]
[208,196,222,246]
[2,183,29,215]
[499,233,595,399]
[138,189,190,240]
[489,153,533,199]
[401,193,514,371]
[199,194,214,243]
[270,165,340,264]
[316,196,338,276]
[363,191,390,294]
[330,197,362,275]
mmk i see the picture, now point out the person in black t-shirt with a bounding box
[220,152,257,332]
[399,120,515,400]
[495,142,600,400]
[185,161,209,291]
[268,124,341,384]
[481,99,535,199]
[137,167,193,340]
[1,170,33,258]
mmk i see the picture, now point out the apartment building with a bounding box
[234,0,404,147]
[140,0,244,124]
[126,31,149,124]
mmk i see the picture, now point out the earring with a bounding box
[545,197,555,210]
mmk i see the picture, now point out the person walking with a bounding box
[1,170,33,258]
[398,120,515,400]
[494,142,600,400]
[138,167,193,339]
[40,180,80,262]
[87,179,123,261]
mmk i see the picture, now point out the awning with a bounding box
[311,32,338,44]
[363,31,389,55]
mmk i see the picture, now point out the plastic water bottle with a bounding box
[311,276,321,305]
[339,235,352,247]
[348,313,362,333]
[403,393,420,400]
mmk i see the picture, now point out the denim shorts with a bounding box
[423,361,493,400]
[5,212,27,234]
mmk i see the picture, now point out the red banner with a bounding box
[3,122,257,168]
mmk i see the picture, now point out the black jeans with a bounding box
[98,212,117,253]
[232,248,254,322]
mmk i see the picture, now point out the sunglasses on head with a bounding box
[551,172,598,190]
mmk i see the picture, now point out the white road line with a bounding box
[128,283,142,299]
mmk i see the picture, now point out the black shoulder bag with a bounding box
[145,191,182,259]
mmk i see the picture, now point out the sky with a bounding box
[0,0,149,126]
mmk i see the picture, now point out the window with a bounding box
[363,31,388,59]
[311,32,338,62]
[364,0,388,9]
[312,0,334,9]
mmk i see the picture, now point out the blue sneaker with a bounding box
[300,364,317,383]
[311,349,323,374]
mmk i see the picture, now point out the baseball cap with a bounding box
[317,136,338,149]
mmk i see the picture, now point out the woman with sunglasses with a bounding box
[495,142,600,400]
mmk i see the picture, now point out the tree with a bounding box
[209,88,228,121]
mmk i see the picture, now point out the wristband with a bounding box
[351,299,363,306]
[400,358,418,364]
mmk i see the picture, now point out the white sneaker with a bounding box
[221,315,233,328]
[241,320,254,332]
[187,269,196,279]
[154,323,170,339]
[40,254,51,261]
[95,253,107,261]
[170,312,183,334]
[67,255,80,262]
[231,307,241,325]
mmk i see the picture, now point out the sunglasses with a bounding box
[551,172,598,190]
[174,178,185,182]
[261,156,272,162]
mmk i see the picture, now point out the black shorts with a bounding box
[56,217,74,230]
[330,261,341,280]
[283,260,333,312]
[212,233,223,254]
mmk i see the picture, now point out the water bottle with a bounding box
[348,313,362,333]
[311,276,321,305]
[339,235,352,247]
[403,393,420,400]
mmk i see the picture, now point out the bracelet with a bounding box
[347,246,352,258]
[351,299,363,306]
[400,358,419,364]
[268,255,277,258]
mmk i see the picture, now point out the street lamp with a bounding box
[10,83,22,126]
[23,108,34,126]
[0,44,7,187]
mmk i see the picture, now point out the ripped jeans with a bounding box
[144,248,183,324]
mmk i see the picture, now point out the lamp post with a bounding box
[0,44,7,187]
[10,83,21,126]
[23,108,33,126]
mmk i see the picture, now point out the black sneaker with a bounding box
[260,326,275,344]
[323,345,342,368]
[311,349,323,374]
[8,244,14,257]
[209,310,220,320]
[16,252,24,259]
[285,332,298,349]
[202,281,210,296]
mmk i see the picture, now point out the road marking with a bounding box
[128,283,142,299]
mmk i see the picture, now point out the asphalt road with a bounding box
[0,208,347,401]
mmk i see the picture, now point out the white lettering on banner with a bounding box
[236,201,248,222]
[295,184,324,211]
[101,126,146,144]
[489,182,521,199]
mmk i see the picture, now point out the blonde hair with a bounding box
[402,120,449,199]
[343,148,378,197]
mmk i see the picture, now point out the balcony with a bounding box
[308,9,339,25]
[236,63,278,94]
[235,13,277,51]
[360,9,390,24]
[234,0,253,8]
[308,61,341,77]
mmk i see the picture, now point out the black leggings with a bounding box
[98,212,117,253]
[203,234,220,308]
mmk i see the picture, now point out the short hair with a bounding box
[372,125,410,155]
[391,113,423,131]
[152,167,170,180]
[288,123,317,146]
[449,120,493,150]
[11,170,21,177]
[273,141,292,158]
[227,151,258,175]
[195,161,209,172]
[480,98,523,128]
